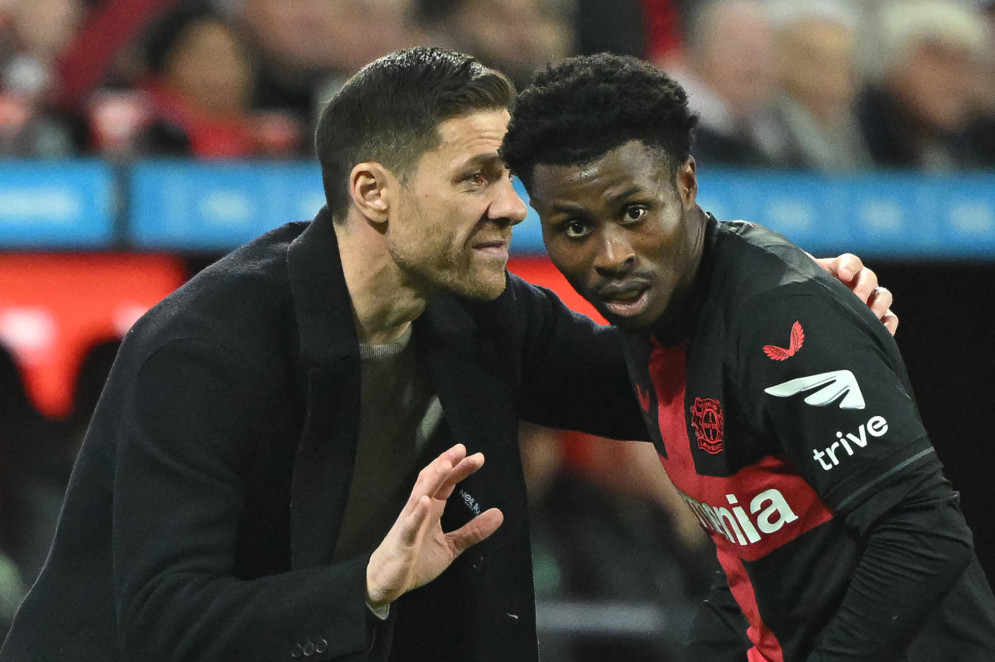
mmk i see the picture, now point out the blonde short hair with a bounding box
[876,0,992,78]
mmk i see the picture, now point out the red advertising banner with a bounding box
[0,253,185,417]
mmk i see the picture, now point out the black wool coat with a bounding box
[0,208,646,662]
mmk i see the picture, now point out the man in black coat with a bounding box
[0,48,891,662]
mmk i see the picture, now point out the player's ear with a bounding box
[677,157,698,209]
[349,162,393,224]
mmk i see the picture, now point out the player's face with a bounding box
[529,140,703,331]
[389,109,527,300]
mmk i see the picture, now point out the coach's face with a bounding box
[529,140,705,331]
[389,108,527,300]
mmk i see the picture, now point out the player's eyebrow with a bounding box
[546,185,643,215]
[603,185,643,206]
[547,200,589,215]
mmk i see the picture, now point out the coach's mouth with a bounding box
[472,240,510,261]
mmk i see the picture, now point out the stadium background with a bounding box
[1,0,994,658]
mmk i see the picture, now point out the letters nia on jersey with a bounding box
[679,488,799,547]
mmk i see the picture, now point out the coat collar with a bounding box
[287,205,359,371]
[287,207,480,363]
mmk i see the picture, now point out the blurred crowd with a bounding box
[0,0,992,170]
[1,0,995,657]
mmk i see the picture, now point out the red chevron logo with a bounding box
[763,320,805,361]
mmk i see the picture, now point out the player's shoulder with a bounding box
[709,219,856,312]
[705,219,894,364]
[713,220,824,288]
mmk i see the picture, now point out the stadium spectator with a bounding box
[0,0,85,156]
[134,4,302,158]
[571,0,646,61]
[767,0,873,171]
[63,338,122,457]
[0,345,29,637]
[416,0,573,88]
[857,0,995,170]
[641,0,685,64]
[668,0,789,168]
[53,0,179,113]
[968,0,995,165]
[0,342,74,632]
[238,0,427,125]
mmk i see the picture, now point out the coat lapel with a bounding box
[414,298,524,522]
[285,210,525,568]
[286,208,362,568]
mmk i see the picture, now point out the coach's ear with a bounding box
[677,157,698,210]
[349,162,394,225]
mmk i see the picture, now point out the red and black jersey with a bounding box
[623,218,995,661]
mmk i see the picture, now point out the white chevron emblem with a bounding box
[764,370,865,410]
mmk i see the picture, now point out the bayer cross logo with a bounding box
[690,397,724,454]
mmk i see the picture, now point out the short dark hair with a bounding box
[501,53,698,189]
[315,47,515,220]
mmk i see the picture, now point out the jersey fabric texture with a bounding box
[622,218,995,661]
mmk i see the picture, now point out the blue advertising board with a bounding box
[694,170,995,260]
[1,160,991,259]
[0,160,115,249]
[129,161,325,250]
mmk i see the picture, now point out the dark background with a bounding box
[875,261,995,584]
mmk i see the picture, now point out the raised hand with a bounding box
[365,444,504,610]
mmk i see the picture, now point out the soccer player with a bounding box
[502,53,995,661]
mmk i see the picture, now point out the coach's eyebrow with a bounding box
[460,152,504,169]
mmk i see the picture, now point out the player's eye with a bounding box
[623,206,647,223]
[563,220,592,238]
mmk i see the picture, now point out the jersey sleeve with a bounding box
[733,284,932,516]
[503,274,649,441]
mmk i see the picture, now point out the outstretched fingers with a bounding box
[447,508,504,556]
[366,443,498,607]
[435,452,485,501]
[406,444,467,507]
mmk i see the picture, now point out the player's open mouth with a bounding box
[601,287,649,317]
